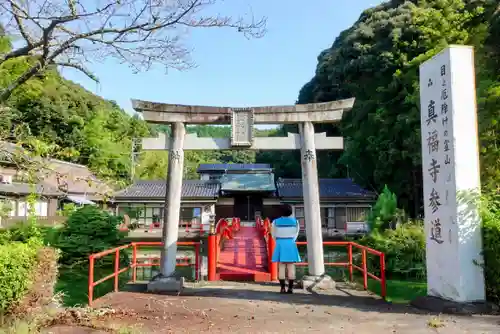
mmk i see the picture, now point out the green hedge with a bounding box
[0,241,38,313]
[481,196,500,304]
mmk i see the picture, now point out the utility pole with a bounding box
[130,138,139,182]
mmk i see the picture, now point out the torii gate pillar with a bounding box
[132,98,355,289]
[160,122,185,277]
[299,121,325,277]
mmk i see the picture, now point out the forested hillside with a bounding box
[296,0,500,216]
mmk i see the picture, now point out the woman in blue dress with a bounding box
[271,204,301,293]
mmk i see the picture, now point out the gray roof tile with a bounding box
[0,182,62,197]
[197,163,271,172]
[115,180,220,199]
[277,178,376,199]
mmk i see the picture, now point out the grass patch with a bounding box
[56,261,198,307]
[294,260,427,304]
[367,279,427,304]
[56,267,130,307]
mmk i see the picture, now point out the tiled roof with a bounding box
[276,178,376,199]
[42,159,112,195]
[0,182,61,197]
[114,180,220,199]
[197,163,271,172]
[1,141,112,196]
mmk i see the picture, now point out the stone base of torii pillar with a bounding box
[300,275,336,291]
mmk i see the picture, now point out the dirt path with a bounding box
[46,282,499,333]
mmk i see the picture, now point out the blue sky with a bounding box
[63,0,382,115]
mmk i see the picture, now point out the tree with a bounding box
[55,205,125,265]
[0,0,266,101]
[295,0,500,217]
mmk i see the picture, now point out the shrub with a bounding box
[7,247,59,316]
[7,221,42,244]
[367,185,405,233]
[360,221,427,280]
[0,229,13,245]
[55,206,126,265]
[0,242,38,313]
[362,191,500,305]
[480,193,500,304]
[56,203,77,217]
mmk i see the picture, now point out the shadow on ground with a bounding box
[120,280,487,318]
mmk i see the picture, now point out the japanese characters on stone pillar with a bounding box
[419,45,485,302]
[230,108,254,147]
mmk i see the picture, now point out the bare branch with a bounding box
[55,61,98,82]
[0,0,267,101]
[10,1,34,46]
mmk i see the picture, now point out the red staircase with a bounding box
[217,226,271,282]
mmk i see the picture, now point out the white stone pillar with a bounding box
[419,45,485,302]
[299,121,325,276]
[160,122,185,277]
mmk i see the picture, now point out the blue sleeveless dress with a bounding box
[271,217,301,263]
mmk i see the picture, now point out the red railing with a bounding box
[88,241,201,306]
[256,217,386,299]
[207,217,241,281]
[256,217,278,280]
[295,241,386,298]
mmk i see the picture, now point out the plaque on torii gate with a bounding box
[132,98,355,290]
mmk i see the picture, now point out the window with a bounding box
[321,207,336,229]
[9,200,15,217]
[294,206,305,230]
[335,207,347,229]
[117,204,161,226]
[288,205,370,230]
[347,207,370,222]
[145,206,163,226]
[18,201,27,216]
[30,201,48,217]
[295,206,338,229]
[180,207,202,227]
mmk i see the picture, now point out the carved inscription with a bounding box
[231,108,254,147]
[169,149,181,162]
[303,149,315,162]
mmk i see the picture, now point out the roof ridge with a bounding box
[49,158,89,169]
[135,179,218,183]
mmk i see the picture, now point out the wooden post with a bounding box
[348,243,353,282]
[132,243,137,282]
[114,249,120,292]
[207,220,217,281]
[362,249,368,290]
[88,256,94,306]
[268,235,278,281]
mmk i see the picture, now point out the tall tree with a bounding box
[296,0,499,216]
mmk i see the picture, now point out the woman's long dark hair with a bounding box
[280,204,293,217]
